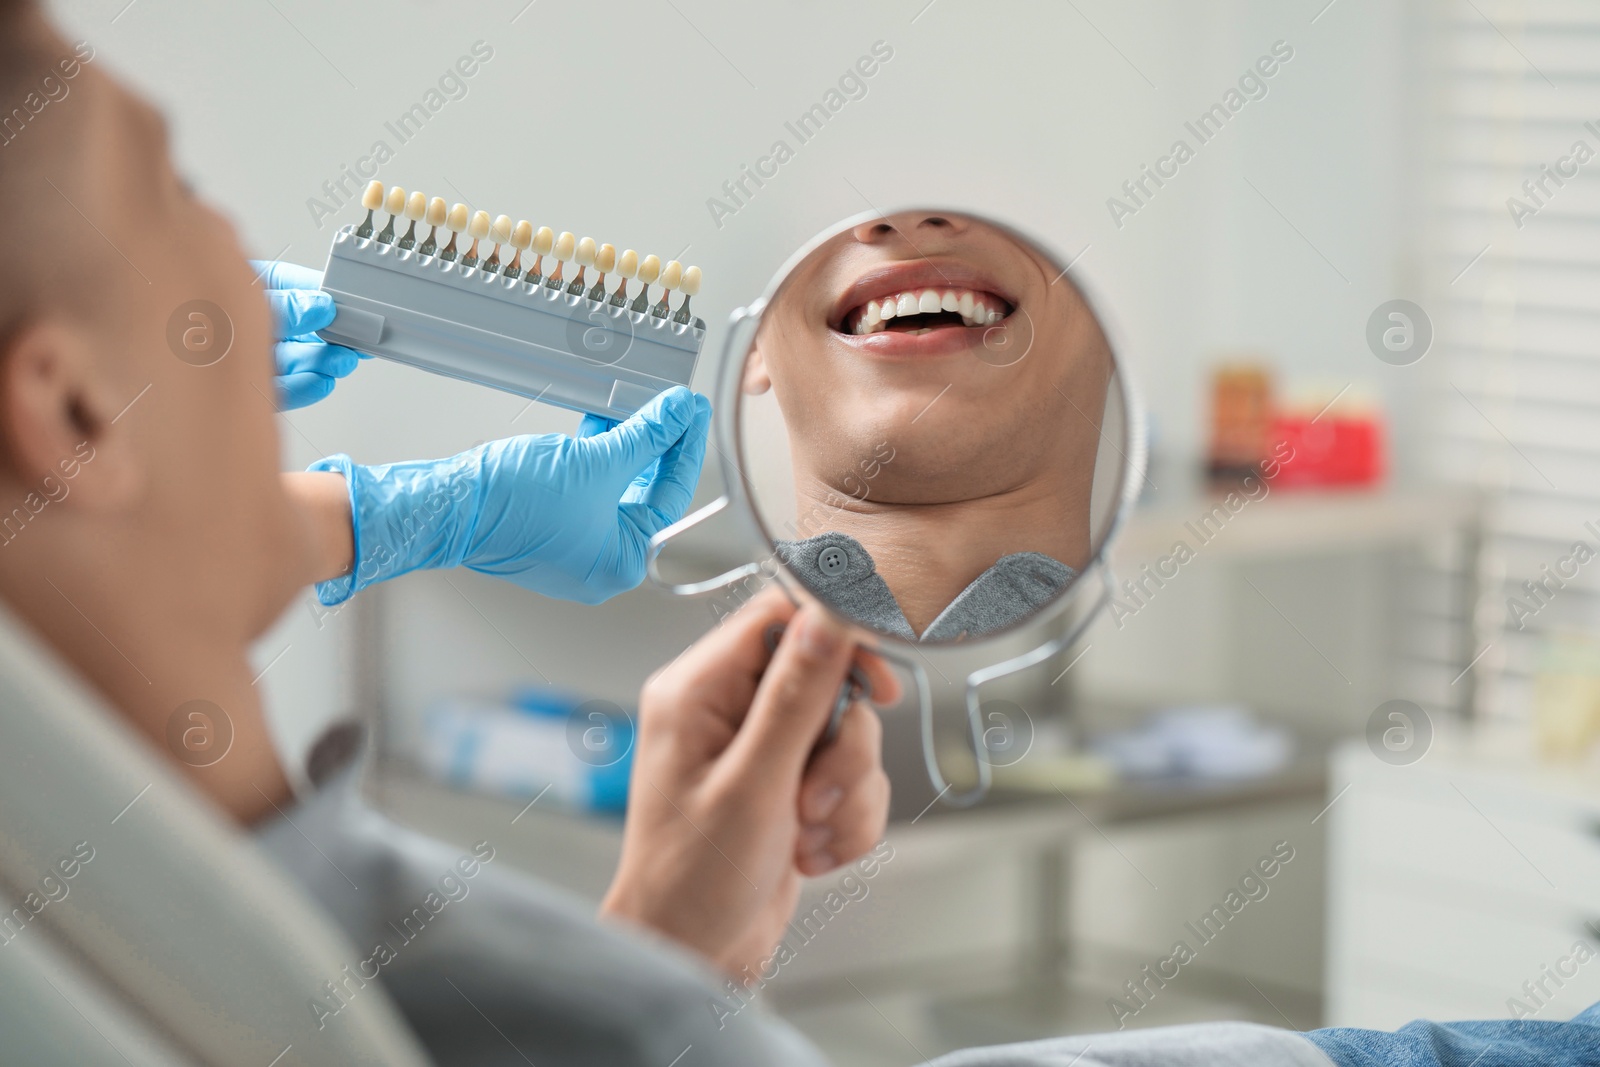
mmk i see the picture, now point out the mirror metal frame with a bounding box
[650,206,1147,807]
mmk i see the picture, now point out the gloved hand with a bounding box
[252,260,366,410]
[310,386,712,606]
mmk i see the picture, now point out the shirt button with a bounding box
[817,546,848,576]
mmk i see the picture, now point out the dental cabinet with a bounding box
[1326,734,1600,1028]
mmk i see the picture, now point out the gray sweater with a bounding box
[259,768,1329,1067]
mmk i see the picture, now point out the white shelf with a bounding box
[1113,482,1482,564]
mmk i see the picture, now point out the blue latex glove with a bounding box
[251,260,366,410]
[310,387,713,606]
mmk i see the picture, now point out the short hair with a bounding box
[0,0,95,345]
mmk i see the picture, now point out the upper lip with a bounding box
[829,258,1015,330]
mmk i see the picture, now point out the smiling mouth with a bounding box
[838,287,1014,336]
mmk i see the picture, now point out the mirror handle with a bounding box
[646,495,766,595]
[865,644,990,810]
[937,563,1116,807]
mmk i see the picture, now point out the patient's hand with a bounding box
[600,588,898,978]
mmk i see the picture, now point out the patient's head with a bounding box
[744,211,1112,514]
[0,6,308,811]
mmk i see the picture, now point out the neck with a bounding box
[793,474,1090,636]
[0,524,291,823]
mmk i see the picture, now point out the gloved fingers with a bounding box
[577,413,619,439]
[623,458,662,501]
[250,259,324,293]
[582,387,699,478]
[275,340,362,380]
[265,287,337,339]
[275,371,337,411]
[625,393,710,534]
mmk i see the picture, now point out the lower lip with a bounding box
[831,322,1005,358]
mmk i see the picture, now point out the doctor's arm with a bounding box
[278,386,711,603]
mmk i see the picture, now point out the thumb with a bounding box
[724,604,856,786]
[580,386,697,478]
[623,392,711,537]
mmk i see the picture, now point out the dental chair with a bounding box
[0,603,826,1066]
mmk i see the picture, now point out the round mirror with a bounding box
[734,208,1139,645]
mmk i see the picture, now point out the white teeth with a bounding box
[845,287,1008,335]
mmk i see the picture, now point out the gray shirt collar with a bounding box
[776,531,1075,642]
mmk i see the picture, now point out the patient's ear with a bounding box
[743,344,772,395]
[0,319,141,510]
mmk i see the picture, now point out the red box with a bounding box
[1269,413,1385,488]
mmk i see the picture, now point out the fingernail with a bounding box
[799,824,834,854]
[804,786,844,823]
[797,612,842,658]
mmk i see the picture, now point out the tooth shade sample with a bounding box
[356,180,384,238]
[502,220,533,277]
[617,250,639,280]
[553,231,576,260]
[396,191,426,249]
[446,203,469,233]
[460,211,492,266]
[671,265,701,325]
[533,227,555,255]
[419,199,446,254]
[595,243,617,274]
[376,186,406,242]
[652,260,682,315]
[575,236,597,267]
[479,215,511,270]
[637,255,662,285]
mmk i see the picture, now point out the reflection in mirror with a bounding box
[738,209,1130,644]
